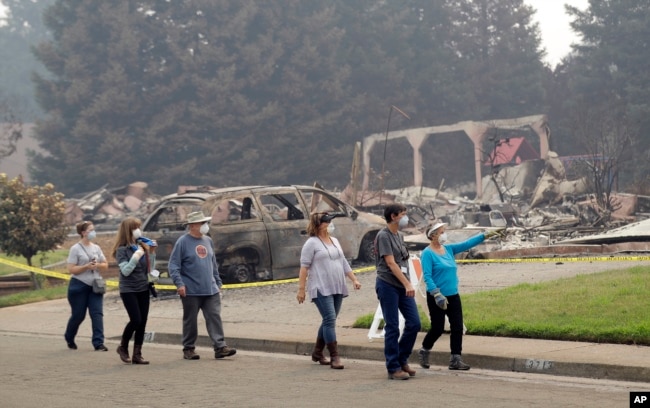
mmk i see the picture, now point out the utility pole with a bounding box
[379,105,410,206]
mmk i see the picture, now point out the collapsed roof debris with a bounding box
[65,146,648,258]
[559,218,650,245]
[64,182,161,229]
[364,151,650,257]
[529,151,588,208]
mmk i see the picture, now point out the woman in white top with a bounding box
[296,212,361,369]
[64,221,108,351]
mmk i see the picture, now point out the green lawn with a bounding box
[0,285,69,308]
[353,265,650,346]
[0,250,69,276]
[0,250,71,307]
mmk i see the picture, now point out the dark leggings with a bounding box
[119,290,150,346]
[422,293,464,355]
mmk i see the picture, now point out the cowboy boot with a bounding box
[132,345,150,365]
[311,338,330,365]
[326,341,344,370]
[116,339,131,363]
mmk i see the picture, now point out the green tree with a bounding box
[566,98,632,215]
[0,97,23,160]
[0,0,54,121]
[413,0,547,189]
[0,173,67,288]
[31,0,365,193]
[447,0,546,119]
[28,0,550,195]
[565,0,650,192]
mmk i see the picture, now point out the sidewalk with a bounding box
[0,292,648,384]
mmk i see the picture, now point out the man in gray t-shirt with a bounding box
[374,204,421,380]
[375,227,410,289]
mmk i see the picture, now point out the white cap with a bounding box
[426,222,447,238]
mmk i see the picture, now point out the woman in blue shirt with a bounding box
[418,222,500,370]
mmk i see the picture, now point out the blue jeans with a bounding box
[376,278,421,373]
[312,292,343,344]
[64,278,105,347]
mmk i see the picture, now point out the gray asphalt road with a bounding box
[3,258,647,408]
[1,332,642,408]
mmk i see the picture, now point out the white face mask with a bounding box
[87,230,96,240]
[199,223,210,235]
[327,222,335,233]
[398,215,409,229]
[438,232,448,244]
[132,228,142,239]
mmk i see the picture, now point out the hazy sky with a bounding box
[0,1,588,67]
[525,0,590,66]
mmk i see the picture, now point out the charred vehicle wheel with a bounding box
[227,263,254,284]
[360,233,378,263]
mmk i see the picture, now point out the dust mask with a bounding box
[87,230,96,240]
[438,232,448,244]
[199,223,210,235]
[132,228,142,239]
[327,222,335,233]
[398,215,409,229]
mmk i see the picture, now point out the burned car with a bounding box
[142,185,386,283]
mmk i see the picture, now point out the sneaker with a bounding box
[94,344,108,351]
[214,346,237,359]
[387,369,410,380]
[183,349,200,360]
[449,354,470,370]
[418,348,430,369]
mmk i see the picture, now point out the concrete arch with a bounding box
[361,114,549,200]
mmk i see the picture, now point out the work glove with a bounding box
[132,247,145,262]
[484,228,506,239]
[429,288,448,310]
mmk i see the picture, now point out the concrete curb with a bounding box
[134,332,650,383]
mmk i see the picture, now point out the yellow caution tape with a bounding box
[457,255,650,264]
[0,257,118,287]
[2,256,648,291]
[221,265,376,289]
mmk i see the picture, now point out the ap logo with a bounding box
[631,392,650,406]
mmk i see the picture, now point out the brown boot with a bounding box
[401,364,416,377]
[116,339,130,363]
[311,338,330,365]
[132,345,149,365]
[326,341,344,370]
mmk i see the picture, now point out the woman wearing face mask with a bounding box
[296,212,361,370]
[65,221,109,351]
[418,222,501,371]
[112,217,157,364]
[374,203,421,380]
